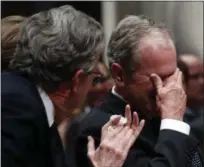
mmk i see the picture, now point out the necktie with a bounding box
[186,146,203,167]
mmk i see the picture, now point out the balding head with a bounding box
[108,15,171,73]
[140,30,174,51]
[139,30,175,65]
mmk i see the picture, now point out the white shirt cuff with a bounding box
[160,119,190,135]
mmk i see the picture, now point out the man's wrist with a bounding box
[161,114,183,121]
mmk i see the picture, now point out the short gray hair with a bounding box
[107,15,166,73]
[10,5,104,88]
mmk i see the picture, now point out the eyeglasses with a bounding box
[92,75,111,85]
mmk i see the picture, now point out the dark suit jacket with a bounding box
[66,91,203,167]
[184,107,204,153]
[184,107,204,143]
[2,72,66,167]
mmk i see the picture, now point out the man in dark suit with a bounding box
[2,4,130,167]
[177,56,204,152]
[1,5,103,167]
[69,16,203,167]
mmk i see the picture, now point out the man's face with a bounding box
[87,63,114,107]
[186,57,204,103]
[49,52,102,118]
[122,37,177,116]
[68,59,102,114]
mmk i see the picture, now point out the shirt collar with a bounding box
[111,86,128,103]
[37,86,54,127]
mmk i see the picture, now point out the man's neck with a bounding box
[113,86,157,120]
[112,86,128,102]
[57,117,71,148]
[54,104,80,125]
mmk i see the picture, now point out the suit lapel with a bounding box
[100,91,159,148]
[100,91,128,116]
[49,122,66,167]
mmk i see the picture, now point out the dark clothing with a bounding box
[2,72,66,167]
[67,91,203,167]
[184,107,204,153]
[184,107,204,144]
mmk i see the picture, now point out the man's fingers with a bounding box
[125,104,132,126]
[177,71,183,85]
[110,115,122,126]
[103,115,121,130]
[165,68,180,85]
[132,112,139,128]
[170,68,179,79]
[138,119,145,133]
[132,119,145,143]
[174,69,180,82]
[151,73,163,90]
[107,125,125,140]
[125,119,145,152]
[113,126,130,149]
[130,119,145,147]
[87,136,96,158]
[120,128,134,150]
[124,129,137,152]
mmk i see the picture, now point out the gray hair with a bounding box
[107,15,167,73]
[10,5,104,88]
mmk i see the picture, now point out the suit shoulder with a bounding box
[2,72,40,100]
[76,107,112,136]
[2,72,33,93]
[2,72,43,117]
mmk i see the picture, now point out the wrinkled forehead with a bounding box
[136,35,177,78]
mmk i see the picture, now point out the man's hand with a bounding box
[87,105,145,167]
[151,69,187,121]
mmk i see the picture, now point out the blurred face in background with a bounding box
[180,55,204,104]
[87,62,114,107]
[177,59,189,91]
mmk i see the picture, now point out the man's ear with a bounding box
[111,63,125,86]
[71,69,85,93]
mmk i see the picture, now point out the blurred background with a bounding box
[1,1,203,64]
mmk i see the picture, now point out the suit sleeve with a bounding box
[123,129,190,167]
[2,91,38,167]
[75,129,191,167]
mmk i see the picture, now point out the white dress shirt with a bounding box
[37,87,54,127]
[111,86,190,135]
